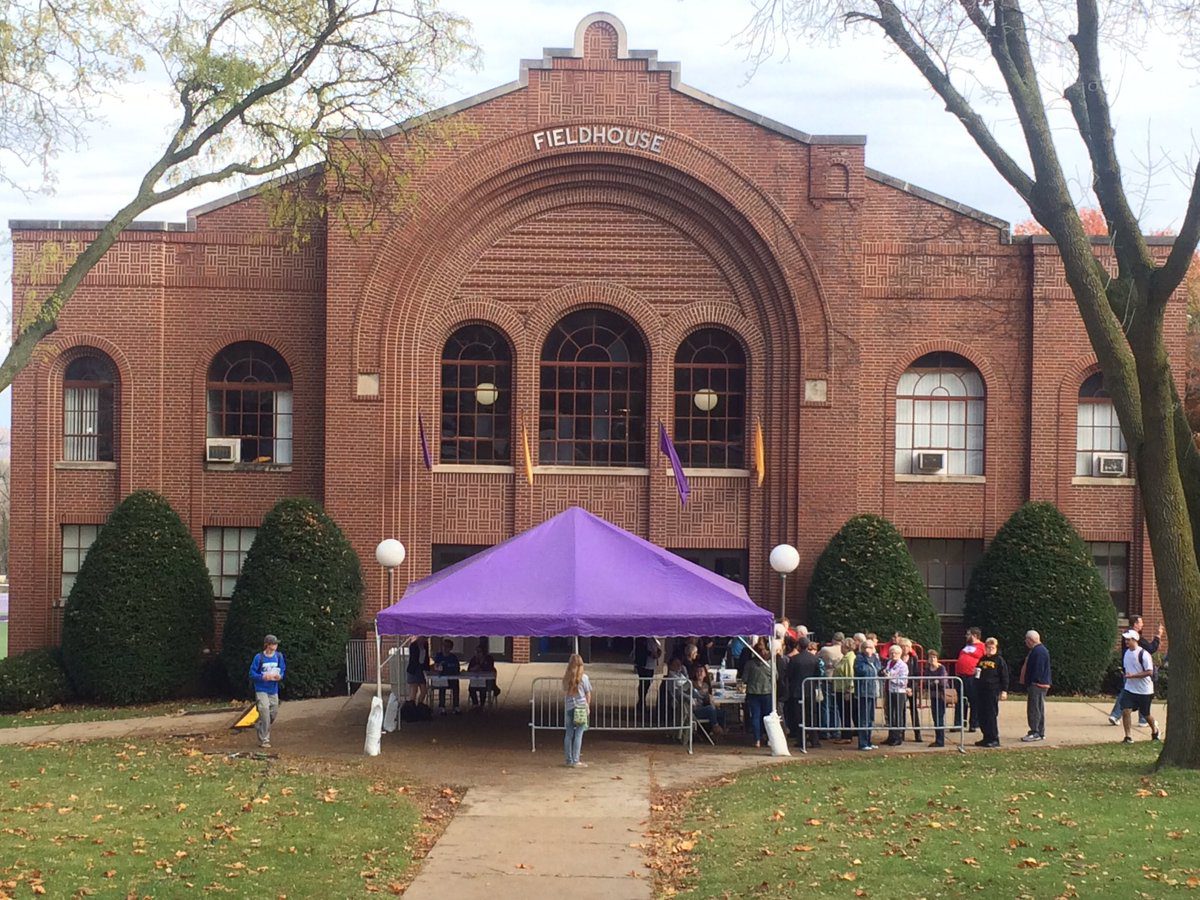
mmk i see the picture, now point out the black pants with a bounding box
[436,681,460,708]
[635,668,654,707]
[839,692,855,740]
[907,689,922,740]
[977,688,1001,743]
[784,696,803,739]
[887,692,907,744]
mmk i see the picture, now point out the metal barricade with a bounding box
[344,637,406,696]
[529,676,694,754]
[784,675,966,753]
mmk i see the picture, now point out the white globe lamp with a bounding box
[769,543,800,625]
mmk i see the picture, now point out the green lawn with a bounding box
[670,744,1200,897]
[0,739,427,896]
[0,699,241,730]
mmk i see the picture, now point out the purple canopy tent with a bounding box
[375,506,772,638]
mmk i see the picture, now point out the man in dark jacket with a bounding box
[785,638,823,748]
[1019,630,1051,742]
[1106,616,1163,726]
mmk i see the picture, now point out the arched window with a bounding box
[441,324,512,464]
[63,353,116,462]
[895,352,985,475]
[673,328,746,468]
[1076,372,1128,476]
[539,309,646,466]
[207,342,293,464]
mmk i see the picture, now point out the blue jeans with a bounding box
[564,716,586,765]
[745,694,773,743]
[930,696,946,745]
[822,689,841,737]
[856,695,876,749]
[694,704,725,728]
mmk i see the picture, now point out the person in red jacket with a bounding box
[954,627,985,733]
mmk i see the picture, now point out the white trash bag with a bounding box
[763,710,791,757]
[364,695,384,756]
[383,692,400,733]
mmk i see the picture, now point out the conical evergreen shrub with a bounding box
[62,491,213,703]
[806,514,941,650]
[964,502,1115,693]
[221,498,363,698]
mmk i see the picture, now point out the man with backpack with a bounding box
[1119,629,1161,744]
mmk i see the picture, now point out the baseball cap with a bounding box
[1122,630,1139,640]
[264,634,279,645]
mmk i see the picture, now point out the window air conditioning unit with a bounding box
[1094,452,1128,478]
[206,438,241,464]
[915,450,946,474]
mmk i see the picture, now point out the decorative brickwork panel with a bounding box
[863,243,1024,299]
[536,475,647,534]
[537,71,660,123]
[14,239,162,287]
[660,476,748,546]
[166,241,324,292]
[432,472,515,542]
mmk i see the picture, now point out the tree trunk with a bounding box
[1128,325,1200,767]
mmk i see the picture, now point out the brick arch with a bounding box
[354,125,831,380]
[524,282,660,362]
[661,304,764,364]
[888,341,997,395]
[191,330,304,384]
[37,334,135,492]
[421,298,526,359]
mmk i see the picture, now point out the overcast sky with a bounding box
[2,0,1199,438]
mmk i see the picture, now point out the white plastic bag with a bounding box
[364,695,384,756]
[763,710,791,757]
[383,693,399,732]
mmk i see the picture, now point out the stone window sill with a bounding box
[1072,476,1136,486]
[55,461,117,471]
[894,474,985,484]
[206,463,293,473]
[534,466,650,476]
[434,464,516,474]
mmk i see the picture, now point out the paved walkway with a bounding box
[0,666,1169,899]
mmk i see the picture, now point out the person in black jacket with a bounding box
[785,638,823,748]
[974,637,1009,748]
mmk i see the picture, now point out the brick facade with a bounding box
[8,14,1185,658]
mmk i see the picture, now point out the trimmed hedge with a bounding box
[0,649,74,712]
[806,514,941,650]
[221,498,363,699]
[964,502,1115,694]
[61,491,214,703]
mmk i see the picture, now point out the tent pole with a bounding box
[769,633,777,714]
[573,636,579,656]
[375,621,383,703]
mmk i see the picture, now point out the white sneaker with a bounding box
[1107,716,1119,725]
[1136,721,1148,728]
[1020,734,1043,742]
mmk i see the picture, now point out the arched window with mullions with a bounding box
[895,352,985,475]
[207,342,293,464]
[63,353,117,462]
[539,309,647,467]
[673,328,746,468]
[1076,372,1128,476]
[440,324,512,464]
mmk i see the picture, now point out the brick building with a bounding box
[8,13,1184,661]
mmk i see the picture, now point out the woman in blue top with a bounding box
[562,654,592,768]
[249,634,286,748]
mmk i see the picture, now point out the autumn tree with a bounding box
[3,0,475,389]
[745,2,1200,768]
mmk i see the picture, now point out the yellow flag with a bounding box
[522,421,534,485]
[754,420,765,487]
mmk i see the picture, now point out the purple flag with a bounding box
[658,420,690,507]
[418,413,432,470]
